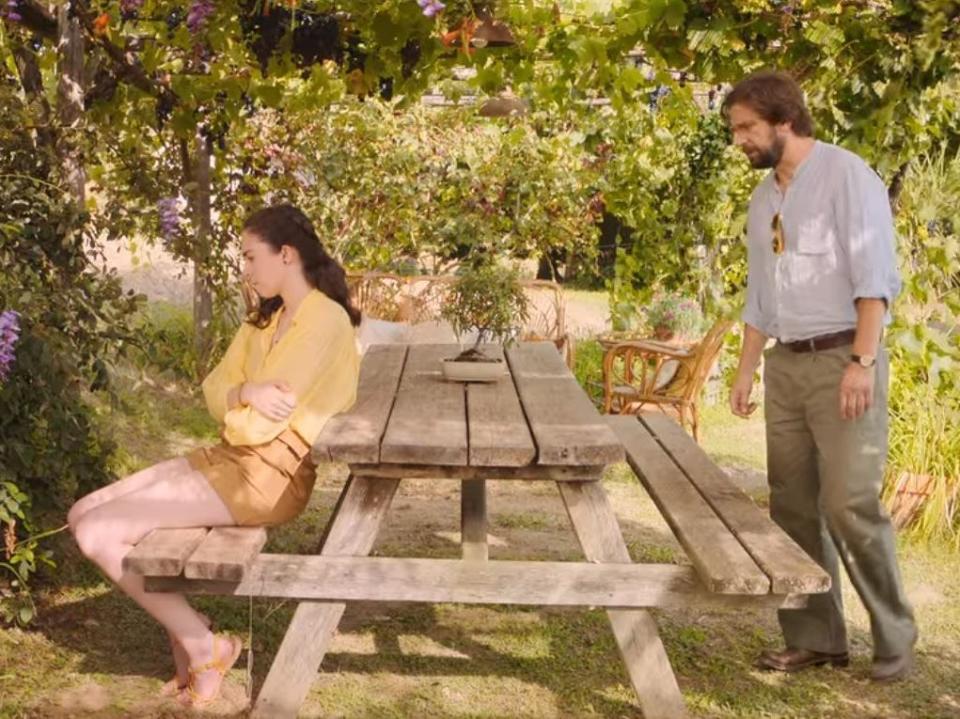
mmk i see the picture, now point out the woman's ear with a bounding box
[281,245,298,266]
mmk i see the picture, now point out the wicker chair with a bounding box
[347,272,575,367]
[601,318,734,442]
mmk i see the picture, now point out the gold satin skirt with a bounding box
[186,428,317,526]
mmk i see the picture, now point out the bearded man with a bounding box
[723,70,917,682]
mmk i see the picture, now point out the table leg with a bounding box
[461,479,488,561]
[252,475,400,718]
[558,480,688,719]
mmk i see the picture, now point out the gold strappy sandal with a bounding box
[159,676,185,697]
[176,633,243,708]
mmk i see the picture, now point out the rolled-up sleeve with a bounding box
[222,309,357,446]
[837,162,902,308]
[201,322,254,423]
[742,237,772,337]
[741,197,773,338]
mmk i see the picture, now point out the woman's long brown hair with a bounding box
[242,204,361,328]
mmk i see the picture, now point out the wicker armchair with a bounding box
[601,318,734,441]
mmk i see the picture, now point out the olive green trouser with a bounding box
[763,342,916,659]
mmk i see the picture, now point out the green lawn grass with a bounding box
[2,346,957,719]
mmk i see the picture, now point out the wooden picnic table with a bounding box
[129,341,829,719]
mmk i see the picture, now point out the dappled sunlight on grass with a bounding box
[699,401,767,472]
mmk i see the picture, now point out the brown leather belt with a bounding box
[778,329,856,353]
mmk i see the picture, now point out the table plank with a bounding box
[608,416,770,594]
[641,414,831,595]
[349,464,603,481]
[467,345,536,467]
[122,528,208,577]
[506,342,624,466]
[183,527,267,582]
[379,344,468,465]
[147,556,808,611]
[313,344,408,464]
[505,340,570,378]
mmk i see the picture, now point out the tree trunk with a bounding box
[10,38,56,164]
[56,2,85,206]
[191,129,215,379]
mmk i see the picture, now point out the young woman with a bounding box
[67,203,361,707]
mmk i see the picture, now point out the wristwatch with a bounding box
[850,353,876,368]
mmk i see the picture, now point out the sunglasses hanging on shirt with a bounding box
[771,212,785,255]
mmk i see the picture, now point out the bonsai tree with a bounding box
[441,260,530,362]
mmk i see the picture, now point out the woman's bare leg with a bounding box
[69,457,216,691]
[72,465,241,701]
[161,611,212,695]
[66,458,192,531]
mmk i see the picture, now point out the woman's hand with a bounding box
[241,381,297,422]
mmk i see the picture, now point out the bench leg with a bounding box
[461,479,488,561]
[251,475,400,719]
[558,481,688,719]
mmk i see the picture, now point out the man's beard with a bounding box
[746,134,785,169]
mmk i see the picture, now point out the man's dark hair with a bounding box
[721,71,814,137]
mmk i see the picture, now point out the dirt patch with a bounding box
[56,682,110,712]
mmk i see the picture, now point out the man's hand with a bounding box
[241,381,297,422]
[839,363,874,420]
[730,371,758,418]
[731,323,767,419]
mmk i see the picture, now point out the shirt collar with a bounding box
[790,139,821,183]
[288,288,325,328]
[763,139,821,200]
[266,288,323,330]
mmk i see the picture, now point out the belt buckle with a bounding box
[807,338,817,352]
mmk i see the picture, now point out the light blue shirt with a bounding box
[742,141,901,342]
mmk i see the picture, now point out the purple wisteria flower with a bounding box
[4,0,22,22]
[417,0,445,18]
[0,310,21,385]
[120,0,143,19]
[158,197,182,242]
[186,0,215,34]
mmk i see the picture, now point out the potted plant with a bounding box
[440,260,530,382]
[645,292,702,343]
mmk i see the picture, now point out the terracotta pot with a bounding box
[888,471,935,529]
[653,325,676,342]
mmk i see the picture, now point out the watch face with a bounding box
[860,355,876,368]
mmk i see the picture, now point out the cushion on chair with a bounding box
[652,359,680,391]
[357,316,410,354]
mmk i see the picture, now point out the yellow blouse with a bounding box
[201,289,360,447]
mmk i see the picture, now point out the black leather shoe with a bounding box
[757,647,850,673]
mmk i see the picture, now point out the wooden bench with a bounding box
[128,415,828,602]
[607,412,830,596]
[123,526,267,582]
[123,367,830,719]
[128,538,816,613]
